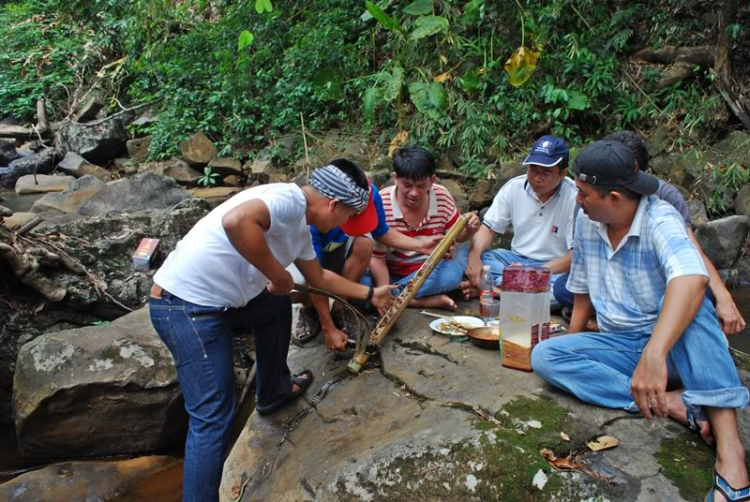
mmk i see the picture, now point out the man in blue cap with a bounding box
[532,140,749,502]
[458,135,576,309]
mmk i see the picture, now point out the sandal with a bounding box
[255,370,314,416]
[706,469,750,501]
[332,308,362,340]
[293,308,321,343]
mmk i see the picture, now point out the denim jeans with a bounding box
[452,246,563,309]
[531,298,749,426]
[361,258,465,299]
[149,289,293,502]
[553,272,717,310]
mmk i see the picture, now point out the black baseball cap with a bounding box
[574,140,658,195]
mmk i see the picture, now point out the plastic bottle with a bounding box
[479,264,494,318]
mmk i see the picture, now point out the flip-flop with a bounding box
[293,308,321,343]
[255,370,314,416]
[705,469,750,501]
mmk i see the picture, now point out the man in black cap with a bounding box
[532,140,749,502]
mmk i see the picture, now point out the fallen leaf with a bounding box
[388,130,410,157]
[434,72,451,83]
[532,469,548,490]
[560,432,570,442]
[587,435,619,451]
[526,420,542,429]
[515,428,526,435]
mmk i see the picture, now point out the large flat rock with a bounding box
[13,307,187,459]
[221,304,730,501]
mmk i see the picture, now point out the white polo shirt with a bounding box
[483,175,577,262]
[154,183,316,308]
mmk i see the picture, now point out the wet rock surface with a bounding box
[76,173,193,216]
[0,455,183,501]
[13,307,187,459]
[220,304,731,501]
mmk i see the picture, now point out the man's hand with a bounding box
[323,327,348,351]
[267,270,294,295]
[466,254,484,287]
[631,348,669,419]
[465,213,481,234]
[419,235,444,255]
[716,297,747,336]
[371,285,398,310]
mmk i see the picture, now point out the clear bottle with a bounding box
[479,264,494,318]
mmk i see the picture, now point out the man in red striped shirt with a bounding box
[367,146,480,311]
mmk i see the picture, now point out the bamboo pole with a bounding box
[348,215,468,373]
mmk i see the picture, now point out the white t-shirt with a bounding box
[154,183,316,308]
[483,175,577,262]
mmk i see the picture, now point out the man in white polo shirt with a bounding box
[149,163,396,502]
[458,135,576,309]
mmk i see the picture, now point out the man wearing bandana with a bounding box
[149,162,396,502]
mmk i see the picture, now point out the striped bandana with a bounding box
[309,165,369,212]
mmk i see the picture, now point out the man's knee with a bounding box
[350,236,373,261]
[531,339,562,380]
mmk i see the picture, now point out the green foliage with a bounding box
[197,166,220,187]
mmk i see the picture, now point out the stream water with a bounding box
[0,188,45,213]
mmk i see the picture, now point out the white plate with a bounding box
[430,316,485,336]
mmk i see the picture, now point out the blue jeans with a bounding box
[531,298,748,425]
[553,273,717,310]
[362,258,465,299]
[149,289,293,502]
[452,246,563,310]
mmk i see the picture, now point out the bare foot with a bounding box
[460,280,480,300]
[409,294,458,311]
[291,372,310,394]
[665,391,714,445]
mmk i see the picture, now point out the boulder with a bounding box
[244,157,271,176]
[220,307,707,502]
[646,124,671,158]
[56,113,133,165]
[138,158,202,185]
[0,148,56,188]
[180,131,217,168]
[439,179,465,202]
[0,137,18,167]
[469,179,495,210]
[670,160,702,190]
[736,185,750,218]
[0,456,182,502]
[209,157,243,177]
[31,175,106,214]
[0,204,11,217]
[649,154,679,180]
[13,307,188,459]
[56,152,111,182]
[687,199,708,227]
[713,131,750,167]
[695,216,750,269]
[490,160,526,198]
[223,175,241,187]
[113,157,138,176]
[73,96,105,123]
[15,174,75,194]
[132,109,158,128]
[76,173,193,216]
[126,136,152,163]
[2,211,35,227]
[188,186,241,208]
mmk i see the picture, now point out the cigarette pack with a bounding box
[133,238,160,271]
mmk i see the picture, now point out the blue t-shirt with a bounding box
[310,185,390,263]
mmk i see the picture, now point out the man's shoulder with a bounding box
[432,183,456,201]
[379,184,396,198]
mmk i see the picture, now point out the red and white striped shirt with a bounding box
[374,183,460,276]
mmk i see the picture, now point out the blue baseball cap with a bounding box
[523,135,570,168]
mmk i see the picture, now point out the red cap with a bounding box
[341,183,378,236]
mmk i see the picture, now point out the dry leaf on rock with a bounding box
[560,432,570,442]
[587,435,619,451]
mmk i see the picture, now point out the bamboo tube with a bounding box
[348,215,468,373]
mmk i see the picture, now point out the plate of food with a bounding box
[430,316,485,336]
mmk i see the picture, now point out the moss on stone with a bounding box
[338,396,615,501]
[655,433,719,502]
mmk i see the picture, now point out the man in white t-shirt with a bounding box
[457,136,577,309]
[149,163,395,502]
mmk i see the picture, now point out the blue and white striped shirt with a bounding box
[567,195,707,333]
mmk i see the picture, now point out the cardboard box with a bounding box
[133,238,160,271]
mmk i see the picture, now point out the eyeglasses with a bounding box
[527,167,557,180]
